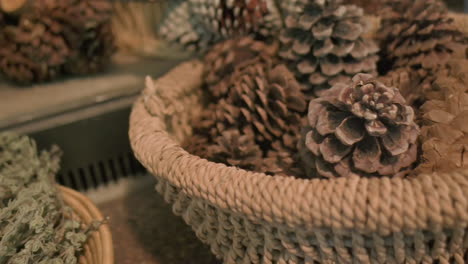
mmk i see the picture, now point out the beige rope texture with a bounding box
[129,60,468,264]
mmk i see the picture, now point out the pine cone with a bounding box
[342,0,383,14]
[0,15,70,84]
[0,0,114,84]
[64,22,115,75]
[186,128,303,176]
[213,63,307,145]
[191,0,281,38]
[299,73,420,178]
[379,67,424,107]
[416,59,468,173]
[206,129,263,171]
[263,145,306,177]
[158,0,216,52]
[279,1,379,98]
[378,0,466,84]
[203,37,279,98]
[158,0,281,52]
[35,0,115,75]
[195,61,307,175]
[182,134,212,160]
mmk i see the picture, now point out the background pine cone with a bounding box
[191,0,281,39]
[377,0,467,92]
[158,0,281,53]
[203,37,279,98]
[206,129,263,171]
[211,63,306,146]
[299,73,420,178]
[342,0,383,14]
[279,0,379,98]
[379,67,424,108]
[35,0,115,75]
[0,14,70,84]
[192,61,307,176]
[0,0,114,84]
[416,59,468,173]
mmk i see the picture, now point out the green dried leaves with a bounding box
[0,133,90,264]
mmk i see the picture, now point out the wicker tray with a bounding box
[129,60,468,264]
[59,186,114,264]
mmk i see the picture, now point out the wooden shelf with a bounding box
[0,55,183,132]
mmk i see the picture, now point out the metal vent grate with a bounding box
[22,106,148,192]
[57,152,146,191]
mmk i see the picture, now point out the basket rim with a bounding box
[129,59,468,235]
[59,186,114,264]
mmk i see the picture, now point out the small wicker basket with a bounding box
[59,186,114,264]
[129,60,468,264]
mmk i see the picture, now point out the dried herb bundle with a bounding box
[299,73,420,178]
[0,133,94,264]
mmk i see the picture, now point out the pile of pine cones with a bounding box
[0,0,115,84]
[169,0,467,179]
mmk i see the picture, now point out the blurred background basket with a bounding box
[129,60,468,264]
[59,186,114,264]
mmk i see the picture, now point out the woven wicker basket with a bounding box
[129,60,468,264]
[59,186,114,264]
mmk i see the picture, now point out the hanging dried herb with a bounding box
[0,133,96,264]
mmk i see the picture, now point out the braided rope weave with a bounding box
[129,60,468,264]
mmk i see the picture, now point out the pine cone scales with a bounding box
[64,23,115,75]
[159,0,281,52]
[203,37,279,98]
[192,61,307,175]
[158,0,215,52]
[378,0,466,81]
[207,129,263,171]
[0,16,70,84]
[279,1,379,97]
[379,67,424,106]
[0,0,114,84]
[191,0,275,37]
[214,63,307,144]
[300,73,420,178]
[35,0,115,75]
[416,59,468,173]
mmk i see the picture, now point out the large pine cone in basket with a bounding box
[204,129,263,172]
[203,36,279,99]
[279,0,379,98]
[299,73,420,178]
[378,0,467,90]
[191,61,307,176]
[416,59,468,173]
